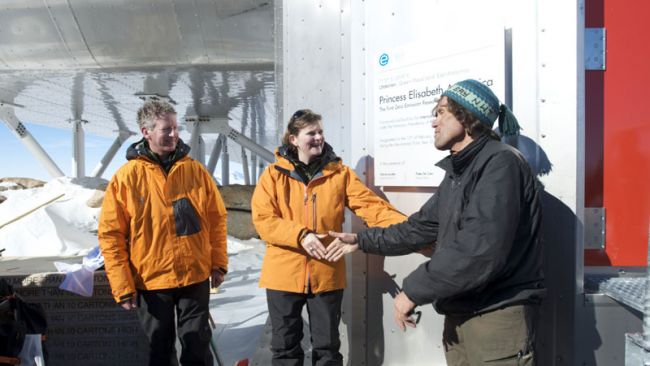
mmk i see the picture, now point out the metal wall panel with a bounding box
[279,0,586,364]
[278,0,354,364]
[579,293,642,365]
[280,0,345,153]
[536,1,584,365]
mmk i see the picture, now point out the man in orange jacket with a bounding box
[98,100,228,366]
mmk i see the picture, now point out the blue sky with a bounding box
[1,122,246,183]
[0,122,136,181]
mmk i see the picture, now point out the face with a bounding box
[290,121,324,163]
[142,113,179,156]
[432,97,470,152]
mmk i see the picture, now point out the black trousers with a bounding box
[136,280,213,366]
[266,289,344,366]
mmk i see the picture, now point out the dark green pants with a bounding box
[443,305,537,366]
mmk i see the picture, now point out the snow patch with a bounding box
[0,177,102,256]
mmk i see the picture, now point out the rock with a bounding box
[227,210,259,240]
[96,181,108,191]
[0,195,5,204]
[71,177,108,191]
[218,185,257,239]
[86,190,105,208]
[219,185,254,211]
[0,177,45,189]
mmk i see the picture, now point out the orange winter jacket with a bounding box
[252,148,406,294]
[98,140,228,303]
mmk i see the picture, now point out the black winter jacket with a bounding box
[357,138,545,315]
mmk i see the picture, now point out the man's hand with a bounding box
[324,239,359,262]
[393,291,417,331]
[328,231,358,245]
[120,297,137,310]
[211,269,225,289]
[301,233,328,260]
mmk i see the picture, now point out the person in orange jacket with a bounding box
[98,100,228,366]
[251,109,406,366]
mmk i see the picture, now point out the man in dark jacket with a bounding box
[327,79,544,365]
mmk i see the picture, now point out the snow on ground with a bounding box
[212,237,267,365]
[0,181,20,189]
[0,177,268,364]
[0,177,104,256]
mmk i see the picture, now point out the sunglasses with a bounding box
[292,109,307,120]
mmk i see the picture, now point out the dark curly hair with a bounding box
[446,98,500,140]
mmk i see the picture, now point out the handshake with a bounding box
[301,230,420,332]
[300,231,359,261]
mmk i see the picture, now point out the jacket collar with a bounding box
[274,142,342,183]
[436,134,492,176]
[126,138,191,172]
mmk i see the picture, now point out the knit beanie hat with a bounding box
[441,79,521,136]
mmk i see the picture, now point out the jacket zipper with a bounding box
[277,165,332,293]
[305,192,318,293]
[298,176,328,293]
[312,193,317,231]
[304,185,310,293]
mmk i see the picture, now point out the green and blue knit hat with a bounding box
[441,79,521,136]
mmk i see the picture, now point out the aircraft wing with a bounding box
[0,0,277,145]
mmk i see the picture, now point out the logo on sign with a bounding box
[379,53,389,66]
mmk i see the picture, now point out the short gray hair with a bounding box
[137,100,176,131]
